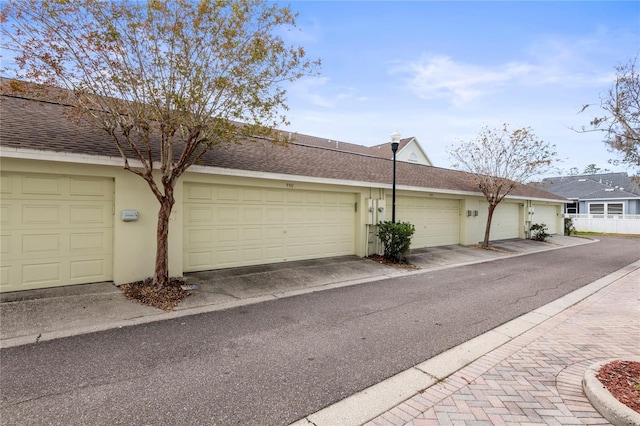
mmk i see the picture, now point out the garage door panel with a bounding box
[265,226,285,241]
[184,184,355,271]
[186,205,213,222]
[304,192,322,204]
[218,206,240,223]
[185,228,213,246]
[241,247,262,262]
[70,231,111,253]
[0,234,10,256]
[266,207,285,222]
[488,203,520,240]
[22,174,63,196]
[22,203,62,224]
[70,258,108,280]
[242,227,263,241]
[286,191,304,203]
[218,228,239,243]
[0,204,10,225]
[22,262,61,286]
[69,204,110,224]
[219,187,240,201]
[0,266,9,287]
[533,205,558,234]
[186,251,212,269]
[243,189,263,202]
[305,226,323,238]
[243,207,263,222]
[186,183,213,200]
[22,233,61,254]
[393,196,460,248]
[0,172,114,292]
[266,190,285,203]
[286,207,305,223]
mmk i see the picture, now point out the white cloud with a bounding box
[287,76,366,109]
[391,44,616,107]
[392,55,537,106]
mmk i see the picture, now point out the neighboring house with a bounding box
[536,173,640,216]
[0,87,566,293]
[289,133,433,166]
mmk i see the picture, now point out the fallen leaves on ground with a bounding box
[121,277,192,311]
[368,254,420,270]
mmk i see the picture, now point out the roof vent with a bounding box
[578,179,587,182]
[605,188,614,192]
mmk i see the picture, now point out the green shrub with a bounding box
[530,223,550,241]
[377,221,415,263]
[564,217,576,236]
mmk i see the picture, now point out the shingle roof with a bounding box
[536,173,640,200]
[287,132,414,160]
[0,91,565,202]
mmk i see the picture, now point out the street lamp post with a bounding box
[390,130,400,223]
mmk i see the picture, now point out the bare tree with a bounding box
[1,0,319,289]
[580,56,640,173]
[449,124,558,248]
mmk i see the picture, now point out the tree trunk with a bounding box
[152,191,175,289]
[482,203,497,248]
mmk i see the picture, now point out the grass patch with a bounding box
[575,231,640,238]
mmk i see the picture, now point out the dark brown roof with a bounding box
[0,93,565,201]
[287,132,414,160]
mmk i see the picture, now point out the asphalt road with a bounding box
[1,236,639,425]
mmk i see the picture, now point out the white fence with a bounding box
[565,214,640,234]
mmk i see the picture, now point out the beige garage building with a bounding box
[0,88,566,292]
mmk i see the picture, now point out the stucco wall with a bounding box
[0,157,183,285]
[1,155,566,290]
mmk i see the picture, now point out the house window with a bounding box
[607,203,624,215]
[566,202,578,214]
[588,202,624,215]
[589,204,605,215]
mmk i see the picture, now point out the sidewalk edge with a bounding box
[291,260,640,426]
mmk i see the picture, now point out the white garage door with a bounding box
[533,205,558,234]
[0,172,114,292]
[488,202,520,240]
[183,183,356,271]
[391,196,460,248]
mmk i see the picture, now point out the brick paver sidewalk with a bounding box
[365,267,640,426]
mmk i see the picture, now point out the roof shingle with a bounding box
[0,92,565,202]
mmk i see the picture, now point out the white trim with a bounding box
[1,147,566,204]
[399,137,433,166]
[0,146,143,169]
[576,197,640,201]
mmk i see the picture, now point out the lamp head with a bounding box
[390,130,400,153]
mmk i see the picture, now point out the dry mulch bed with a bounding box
[368,254,420,270]
[597,360,640,414]
[121,277,192,311]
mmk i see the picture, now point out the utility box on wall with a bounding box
[366,199,387,224]
[121,210,139,222]
[376,199,386,223]
[366,199,375,225]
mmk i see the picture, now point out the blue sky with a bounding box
[280,1,640,176]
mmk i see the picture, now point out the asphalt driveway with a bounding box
[1,236,639,425]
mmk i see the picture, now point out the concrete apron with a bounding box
[0,236,592,348]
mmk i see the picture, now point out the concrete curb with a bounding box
[1,237,596,349]
[291,260,640,426]
[583,357,640,426]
